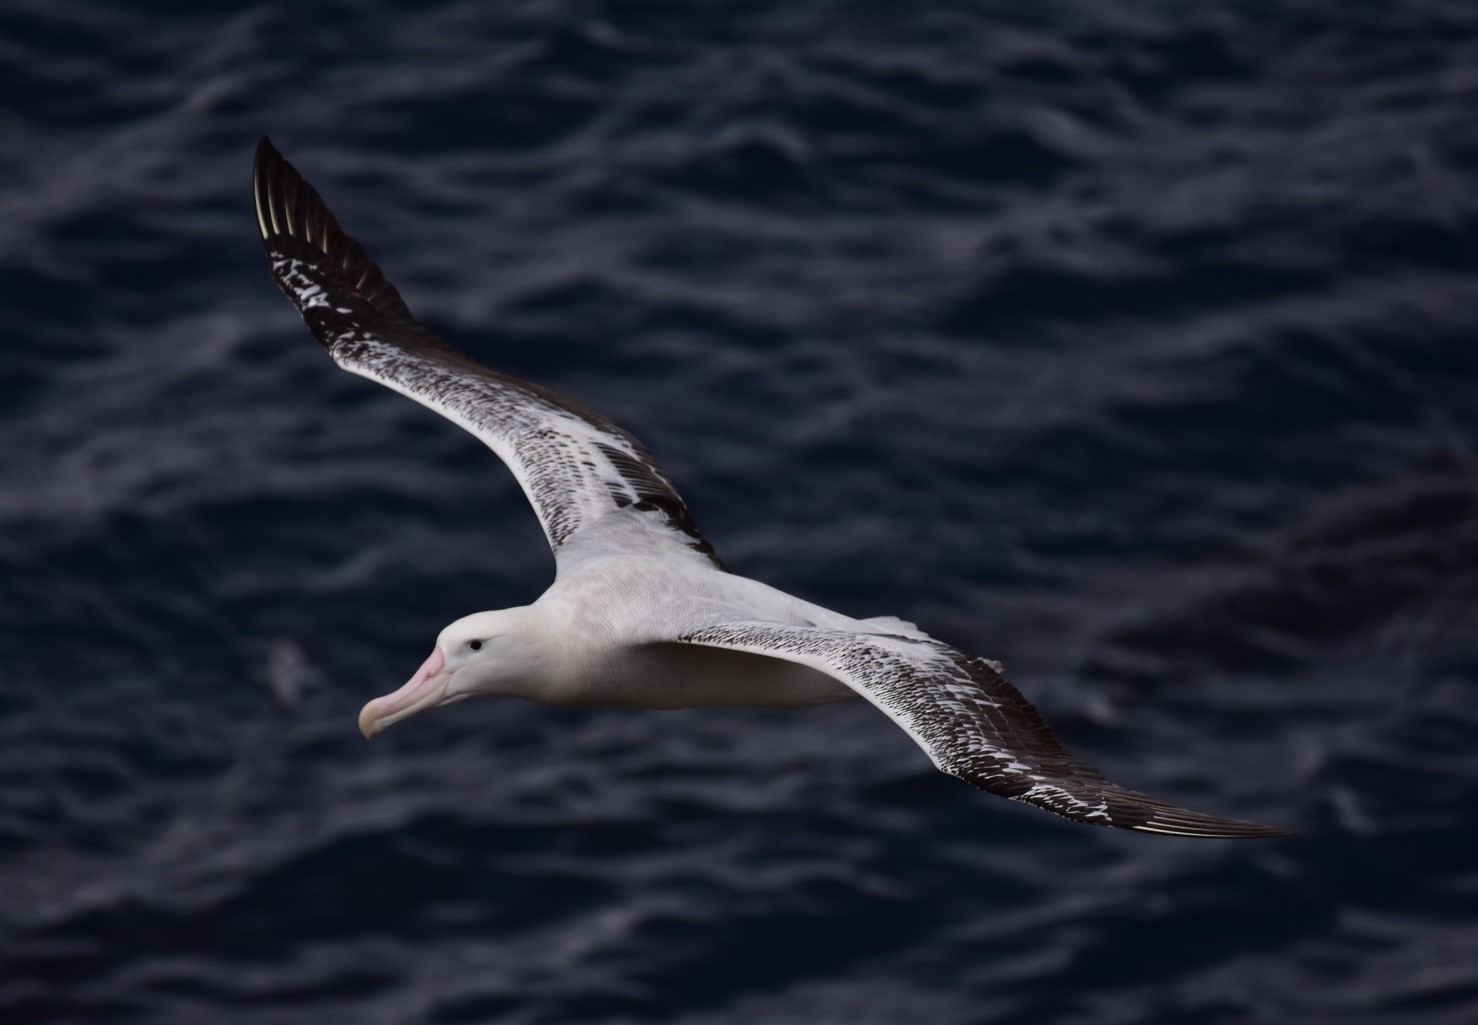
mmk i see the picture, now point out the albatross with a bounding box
[252,138,1285,838]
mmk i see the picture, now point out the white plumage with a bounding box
[254,137,1285,838]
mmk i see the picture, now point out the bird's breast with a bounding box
[578,641,855,710]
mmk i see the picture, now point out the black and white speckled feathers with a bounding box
[678,623,1287,837]
[253,137,723,569]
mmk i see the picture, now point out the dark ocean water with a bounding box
[4,2,1478,1022]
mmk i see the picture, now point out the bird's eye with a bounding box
[468,640,482,652]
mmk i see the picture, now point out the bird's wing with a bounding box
[673,621,1286,836]
[252,137,724,570]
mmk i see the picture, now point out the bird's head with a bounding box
[357,607,536,738]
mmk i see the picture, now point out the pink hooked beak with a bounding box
[358,647,452,738]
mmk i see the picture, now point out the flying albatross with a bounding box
[252,137,1285,838]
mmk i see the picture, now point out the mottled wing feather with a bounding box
[677,622,1287,837]
[252,137,723,569]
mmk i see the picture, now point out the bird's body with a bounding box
[526,557,860,708]
[253,137,1286,838]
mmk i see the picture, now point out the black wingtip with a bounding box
[253,136,275,239]
[252,137,417,330]
[1126,819,1293,840]
[1109,790,1292,839]
[254,135,329,246]
[1002,776,1291,838]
